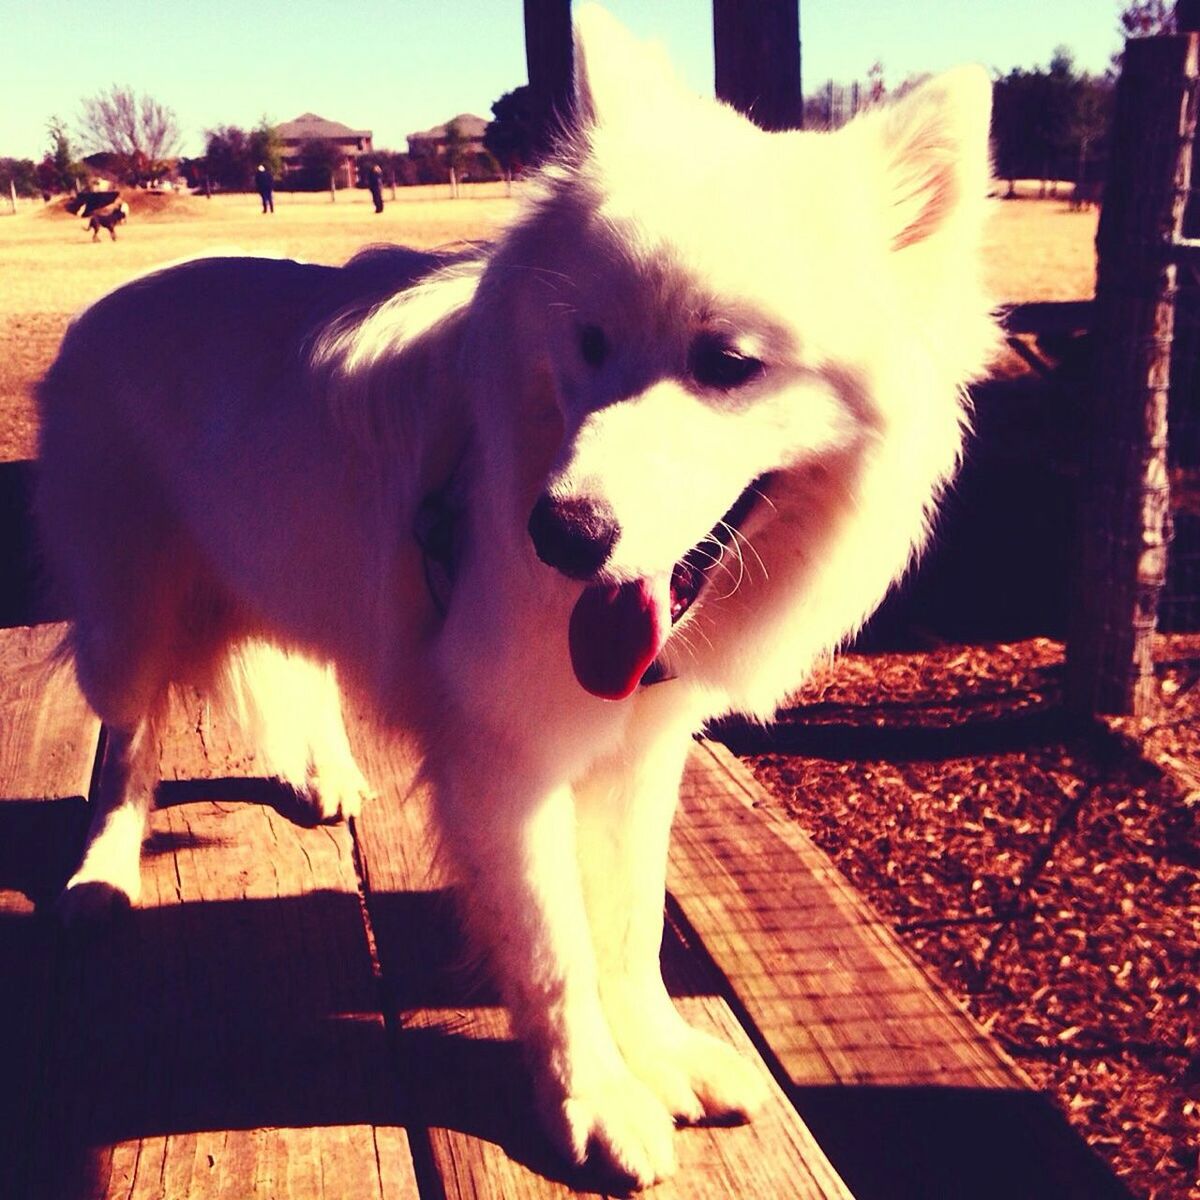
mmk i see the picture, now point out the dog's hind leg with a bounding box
[228,641,372,823]
[575,715,769,1125]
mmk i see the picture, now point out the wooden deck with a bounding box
[0,622,1131,1199]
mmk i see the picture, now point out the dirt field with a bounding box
[0,189,1097,463]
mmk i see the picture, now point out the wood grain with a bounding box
[671,741,1018,1089]
[0,622,99,804]
[350,731,852,1199]
[0,625,1121,1197]
[14,689,419,1200]
[0,623,102,1193]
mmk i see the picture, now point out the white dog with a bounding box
[36,7,996,1186]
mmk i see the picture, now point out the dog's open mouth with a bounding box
[568,476,770,701]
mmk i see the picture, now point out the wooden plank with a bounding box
[673,743,1135,1200]
[0,623,102,1195]
[0,622,100,803]
[671,741,1017,1089]
[1002,300,1092,336]
[351,734,851,1199]
[19,689,419,1200]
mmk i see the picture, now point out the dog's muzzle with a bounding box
[529,476,773,702]
[527,494,619,580]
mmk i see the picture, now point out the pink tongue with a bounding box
[569,575,670,700]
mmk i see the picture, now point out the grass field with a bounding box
[0,186,1098,463]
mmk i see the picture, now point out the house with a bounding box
[407,113,489,159]
[277,113,374,187]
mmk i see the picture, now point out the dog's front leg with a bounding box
[575,718,769,1126]
[58,721,157,923]
[428,749,679,1186]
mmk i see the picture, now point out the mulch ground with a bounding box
[729,635,1200,1200]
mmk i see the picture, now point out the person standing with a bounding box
[368,163,384,214]
[255,164,274,213]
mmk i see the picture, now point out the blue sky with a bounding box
[4,0,1124,162]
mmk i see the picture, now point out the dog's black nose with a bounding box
[528,494,619,579]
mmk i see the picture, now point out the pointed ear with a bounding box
[573,3,680,128]
[872,67,992,251]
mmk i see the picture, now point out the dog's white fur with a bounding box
[37,8,996,1186]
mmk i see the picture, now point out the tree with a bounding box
[247,119,283,180]
[485,85,537,189]
[1111,1,1180,72]
[204,125,252,190]
[1065,71,1113,199]
[406,136,446,185]
[202,120,281,192]
[44,116,85,193]
[866,61,885,105]
[300,138,343,198]
[443,119,465,198]
[1118,0,1175,35]
[0,158,39,205]
[79,85,180,183]
[375,149,408,197]
[991,52,1113,198]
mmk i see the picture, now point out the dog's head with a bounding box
[501,6,996,701]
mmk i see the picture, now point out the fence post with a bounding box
[523,0,573,159]
[713,0,803,130]
[1066,35,1199,716]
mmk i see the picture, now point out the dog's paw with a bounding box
[298,760,373,823]
[56,875,138,927]
[622,1023,770,1126]
[540,1069,678,1188]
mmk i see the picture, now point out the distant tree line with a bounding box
[798,51,1113,198]
[992,49,1113,196]
[185,117,505,196]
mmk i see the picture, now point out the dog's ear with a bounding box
[573,4,680,129]
[870,67,992,252]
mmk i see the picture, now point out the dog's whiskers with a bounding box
[512,264,580,292]
[748,483,778,515]
[727,521,768,583]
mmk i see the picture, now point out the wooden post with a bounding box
[523,0,573,158]
[713,0,803,130]
[1066,35,1199,716]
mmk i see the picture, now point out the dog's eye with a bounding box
[688,335,764,391]
[580,324,608,368]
